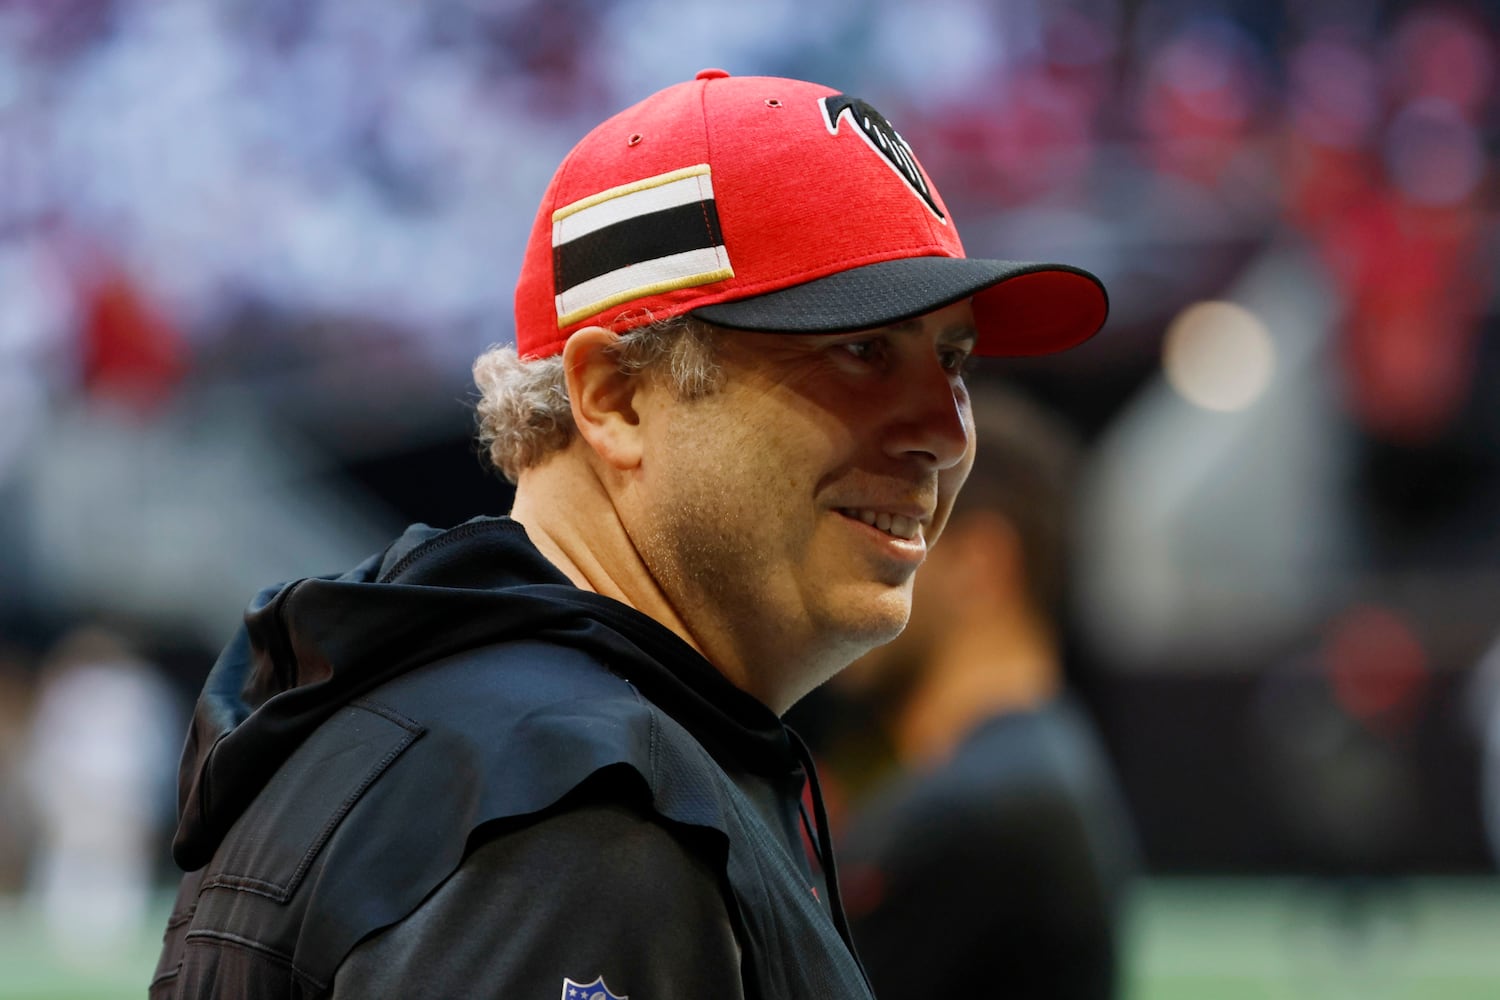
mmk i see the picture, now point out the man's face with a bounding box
[625,299,978,711]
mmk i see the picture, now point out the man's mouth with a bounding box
[837,508,921,541]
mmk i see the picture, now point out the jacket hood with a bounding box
[173,516,798,871]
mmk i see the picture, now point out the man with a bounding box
[151,70,1107,999]
[834,383,1140,999]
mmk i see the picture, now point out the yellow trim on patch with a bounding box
[552,164,713,222]
[557,267,735,328]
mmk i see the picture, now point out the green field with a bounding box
[3,877,1499,998]
[1124,877,1500,1000]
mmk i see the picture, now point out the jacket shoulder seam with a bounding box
[202,702,424,902]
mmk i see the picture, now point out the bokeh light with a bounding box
[1162,299,1276,412]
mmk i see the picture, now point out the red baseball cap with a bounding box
[514,69,1108,359]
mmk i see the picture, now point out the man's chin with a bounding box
[828,592,911,657]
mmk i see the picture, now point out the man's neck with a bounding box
[509,452,776,709]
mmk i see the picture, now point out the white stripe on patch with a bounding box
[555,246,733,327]
[553,167,716,246]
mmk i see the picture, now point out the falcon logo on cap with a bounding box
[819,94,945,223]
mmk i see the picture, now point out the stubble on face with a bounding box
[630,370,916,702]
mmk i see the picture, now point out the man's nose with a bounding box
[882,359,970,470]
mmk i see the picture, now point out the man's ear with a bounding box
[563,327,644,471]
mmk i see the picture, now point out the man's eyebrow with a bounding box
[883,319,978,344]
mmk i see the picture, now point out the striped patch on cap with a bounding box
[552,164,734,328]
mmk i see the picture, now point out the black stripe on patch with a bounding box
[555,200,725,293]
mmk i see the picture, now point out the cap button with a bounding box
[695,68,730,80]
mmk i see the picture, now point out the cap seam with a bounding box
[695,75,720,263]
[692,78,727,285]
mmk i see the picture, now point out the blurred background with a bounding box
[3,0,1500,996]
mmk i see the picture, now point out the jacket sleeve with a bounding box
[329,794,746,1000]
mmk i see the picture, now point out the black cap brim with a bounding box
[692,256,1108,357]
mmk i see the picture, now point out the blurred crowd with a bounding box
[3,0,1495,431]
[2,0,1500,962]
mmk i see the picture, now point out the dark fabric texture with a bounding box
[838,697,1141,1000]
[152,516,870,999]
[330,793,743,1000]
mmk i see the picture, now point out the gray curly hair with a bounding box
[473,315,724,483]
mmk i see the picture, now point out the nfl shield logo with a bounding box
[561,975,628,1000]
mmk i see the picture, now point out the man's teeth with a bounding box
[841,508,920,541]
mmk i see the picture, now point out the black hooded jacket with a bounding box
[151,516,871,999]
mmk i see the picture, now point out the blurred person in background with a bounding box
[834,381,1140,1000]
[21,625,180,965]
[0,645,39,895]
[150,70,1108,999]
[1468,630,1500,869]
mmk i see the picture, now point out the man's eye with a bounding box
[840,339,884,363]
[940,347,974,375]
